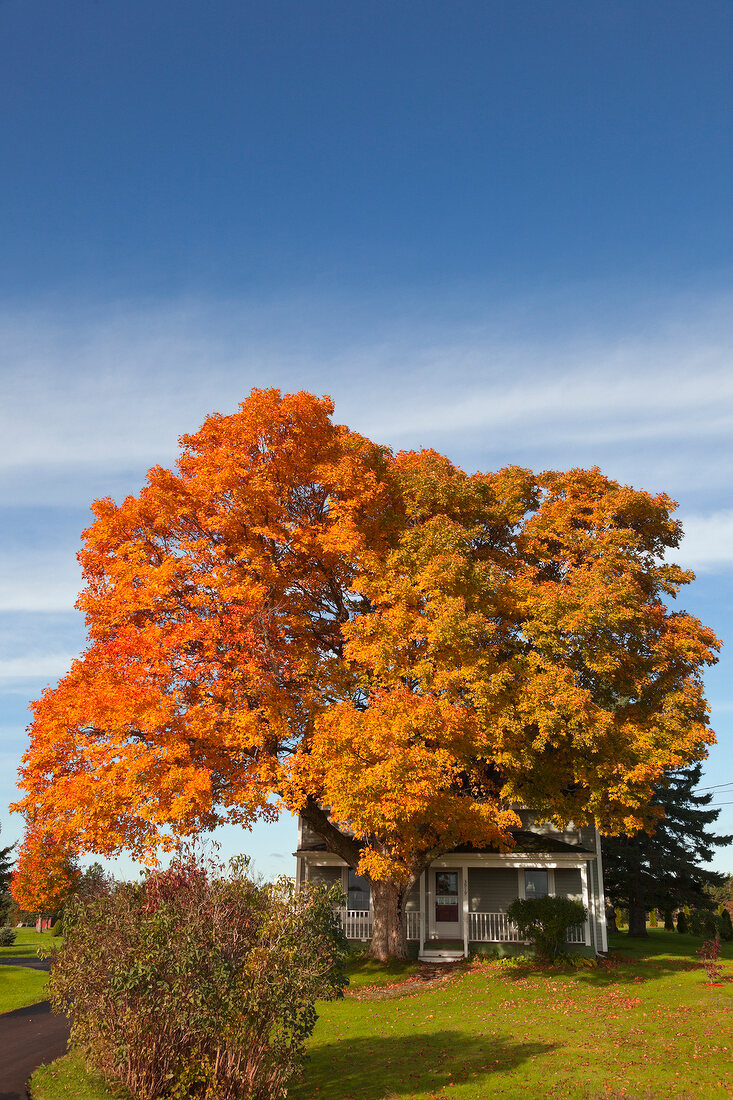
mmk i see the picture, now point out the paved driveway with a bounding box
[0,960,69,1100]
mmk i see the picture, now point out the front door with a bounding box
[434,869,461,939]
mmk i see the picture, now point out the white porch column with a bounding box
[580,861,592,948]
[462,866,469,957]
[594,827,609,952]
[419,870,426,955]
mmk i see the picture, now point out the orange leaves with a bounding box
[11,828,80,913]
[12,390,720,881]
[14,390,391,862]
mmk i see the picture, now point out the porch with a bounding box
[299,843,602,957]
[336,907,586,959]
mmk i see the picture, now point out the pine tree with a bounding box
[0,827,15,925]
[602,764,732,938]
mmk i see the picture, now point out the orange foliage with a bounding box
[12,390,719,900]
[12,828,80,913]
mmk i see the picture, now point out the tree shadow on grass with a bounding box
[289,1030,558,1100]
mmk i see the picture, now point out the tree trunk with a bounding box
[627,896,648,938]
[369,880,408,961]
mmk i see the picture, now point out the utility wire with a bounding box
[697,781,733,793]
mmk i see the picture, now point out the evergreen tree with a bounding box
[0,827,15,925]
[602,764,732,938]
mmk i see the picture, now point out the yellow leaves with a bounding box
[294,689,517,882]
[12,390,720,882]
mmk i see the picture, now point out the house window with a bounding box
[524,869,549,899]
[347,869,370,911]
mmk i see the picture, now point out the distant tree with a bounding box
[602,764,732,938]
[0,827,15,924]
[705,873,733,914]
[77,862,115,900]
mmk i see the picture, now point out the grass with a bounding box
[31,1052,126,1100]
[0,963,49,1012]
[29,930,733,1099]
[0,927,60,957]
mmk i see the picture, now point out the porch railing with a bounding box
[468,912,587,945]
[337,908,586,945]
[335,908,421,942]
[337,908,372,940]
[405,910,421,942]
[565,922,586,944]
[468,911,523,942]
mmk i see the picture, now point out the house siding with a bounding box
[468,867,519,912]
[405,882,421,912]
[554,867,583,901]
[301,820,326,848]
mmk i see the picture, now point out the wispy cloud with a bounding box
[2,292,733,496]
[0,653,76,680]
[677,510,733,570]
[0,551,82,612]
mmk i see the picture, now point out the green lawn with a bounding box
[29,930,733,1099]
[0,927,60,957]
[0,963,49,1012]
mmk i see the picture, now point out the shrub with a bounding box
[688,908,719,937]
[676,909,688,934]
[0,925,17,946]
[48,850,347,1100]
[689,908,703,936]
[719,907,733,942]
[697,935,724,984]
[506,896,588,963]
[49,919,63,937]
[664,909,675,931]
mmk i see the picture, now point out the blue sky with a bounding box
[2,1,733,878]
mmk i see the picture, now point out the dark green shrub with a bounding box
[0,925,17,946]
[48,851,347,1100]
[719,908,733,942]
[664,909,675,931]
[506,896,588,963]
[49,919,63,938]
[702,910,720,938]
[688,908,718,937]
[676,910,688,934]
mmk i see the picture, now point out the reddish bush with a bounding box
[48,850,347,1099]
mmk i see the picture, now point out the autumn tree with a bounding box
[13,389,719,959]
[11,827,81,920]
[602,764,731,937]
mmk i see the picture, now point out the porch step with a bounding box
[418,949,465,963]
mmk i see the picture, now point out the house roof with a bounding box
[296,828,592,857]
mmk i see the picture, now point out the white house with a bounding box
[294,809,608,961]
